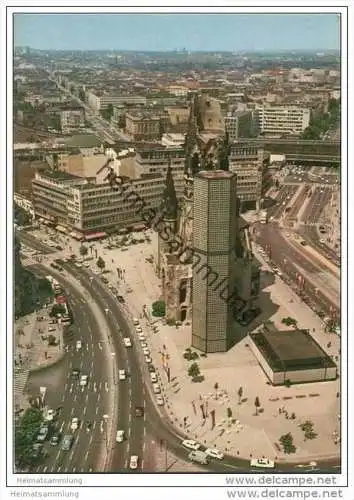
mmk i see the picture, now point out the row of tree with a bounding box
[15,408,45,469]
[302,98,340,140]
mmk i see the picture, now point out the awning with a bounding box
[56,225,67,233]
[85,232,106,241]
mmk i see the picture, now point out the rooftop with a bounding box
[250,328,336,372]
[198,170,235,180]
[39,169,82,182]
[64,134,103,148]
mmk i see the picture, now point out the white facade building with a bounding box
[255,105,310,136]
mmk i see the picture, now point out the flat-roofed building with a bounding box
[255,105,310,136]
[249,326,337,385]
[125,112,161,141]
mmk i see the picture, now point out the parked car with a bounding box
[80,374,88,386]
[76,340,82,351]
[156,395,164,406]
[119,369,126,381]
[150,372,158,383]
[36,425,49,442]
[145,356,152,364]
[152,383,161,394]
[117,295,125,303]
[188,450,209,465]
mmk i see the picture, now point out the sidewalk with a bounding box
[74,231,340,464]
[14,304,64,411]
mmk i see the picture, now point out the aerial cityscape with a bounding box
[12,12,341,476]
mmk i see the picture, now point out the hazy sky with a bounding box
[13,13,340,52]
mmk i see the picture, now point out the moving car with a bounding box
[50,434,60,446]
[76,340,82,351]
[135,406,144,417]
[71,417,79,431]
[61,434,74,451]
[44,409,55,422]
[118,369,126,381]
[129,455,139,470]
[250,458,275,469]
[182,439,200,451]
[116,430,125,442]
[188,450,209,465]
[123,337,132,348]
[71,369,80,379]
[36,425,49,442]
[80,374,88,386]
[205,448,224,460]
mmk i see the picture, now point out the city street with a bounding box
[17,234,341,473]
[25,266,114,473]
[254,223,340,315]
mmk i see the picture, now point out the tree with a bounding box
[254,396,261,416]
[15,408,44,468]
[227,407,233,420]
[188,362,200,379]
[237,386,243,404]
[152,300,166,317]
[79,245,88,256]
[281,317,297,328]
[96,257,105,272]
[279,432,296,454]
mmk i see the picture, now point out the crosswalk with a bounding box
[13,369,29,402]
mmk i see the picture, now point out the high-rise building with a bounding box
[255,105,310,136]
[191,170,238,353]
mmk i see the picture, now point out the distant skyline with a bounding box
[13,13,340,52]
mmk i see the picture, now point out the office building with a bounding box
[255,105,310,136]
[192,170,238,353]
[225,110,253,140]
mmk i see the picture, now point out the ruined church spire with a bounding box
[184,93,199,176]
[162,161,178,220]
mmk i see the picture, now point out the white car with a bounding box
[119,369,126,381]
[138,334,146,342]
[250,458,275,469]
[123,337,132,348]
[156,395,164,406]
[129,455,139,470]
[140,342,148,348]
[116,430,125,442]
[133,318,140,326]
[45,409,55,422]
[84,262,90,267]
[71,417,79,431]
[182,439,200,451]
[145,356,152,364]
[136,326,143,333]
[205,448,224,460]
[142,347,150,356]
[80,374,88,386]
[152,383,161,394]
[76,340,82,351]
[76,263,82,268]
[150,372,158,383]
